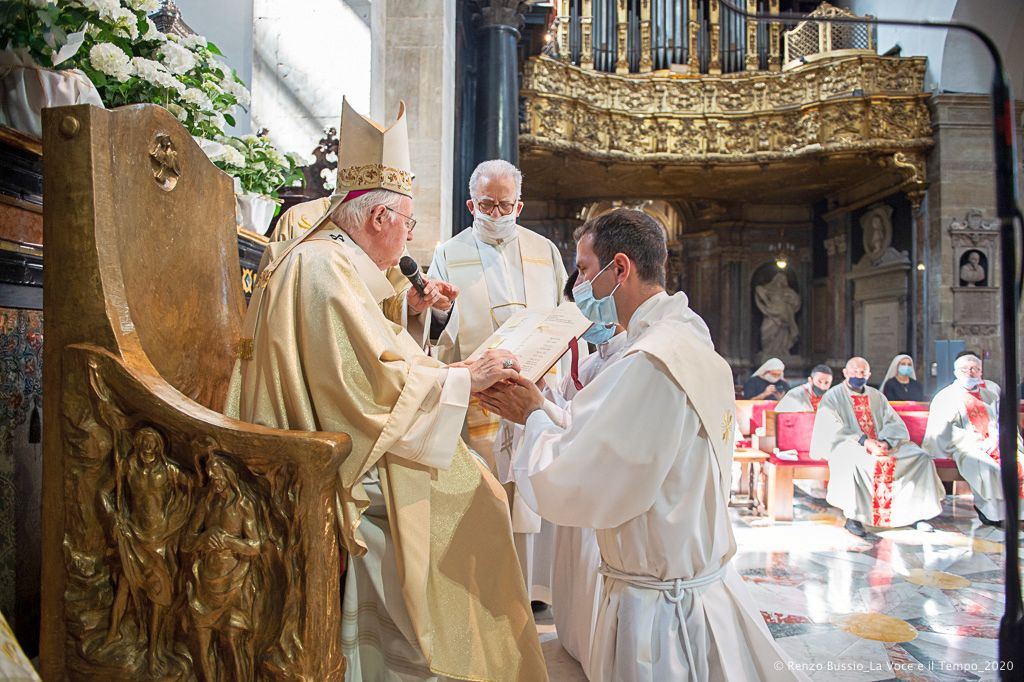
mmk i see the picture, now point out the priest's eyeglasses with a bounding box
[475,200,517,216]
[386,207,417,232]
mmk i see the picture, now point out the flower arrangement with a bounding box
[204,134,305,198]
[0,0,299,204]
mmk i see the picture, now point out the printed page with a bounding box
[468,302,593,383]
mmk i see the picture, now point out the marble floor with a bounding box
[541,491,1019,681]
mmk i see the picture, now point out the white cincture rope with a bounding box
[598,563,727,681]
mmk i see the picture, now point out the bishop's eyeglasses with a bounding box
[386,206,417,232]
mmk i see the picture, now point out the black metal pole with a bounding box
[716,2,1023,677]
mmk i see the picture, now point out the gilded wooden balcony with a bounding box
[519,52,930,202]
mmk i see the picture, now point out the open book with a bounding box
[467,302,594,383]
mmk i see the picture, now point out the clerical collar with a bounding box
[626,291,669,338]
[312,223,396,304]
[598,330,628,359]
[472,224,519,247]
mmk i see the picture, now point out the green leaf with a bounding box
[223,113,236,126]
[206,41,223,56]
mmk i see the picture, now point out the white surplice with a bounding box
[810,383,944,527]
[775,383,819,412]
[423,224,569,603]
[924,382,1024,521]
[513,292,807,682]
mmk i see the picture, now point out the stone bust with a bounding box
[959,250,986,287]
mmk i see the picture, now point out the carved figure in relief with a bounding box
[856,205,909,269]
[104,427,191,669]
[185,453,262,682]
[755,272,801,360]
[959,250,986,287]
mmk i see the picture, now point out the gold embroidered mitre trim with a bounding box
[337,163,414,195]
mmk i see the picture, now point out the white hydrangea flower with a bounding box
[75,0,121,20]
[320,167,337,192]
[181,33,208,51]
[158,41,197,76]
[222,146,245,168]
[221,77,251,108]
[110,7,139,40]
[124,0,160,11]
[240,134,259,143]
[268,148,286,166]
[180,87,212,110]
[88,42,132,82]
[286,152,309,166]
[142,17,165,42]
[225,137,247,152]
[130,57,184,93]
[166,102,187,122]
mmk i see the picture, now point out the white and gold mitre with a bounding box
[303,98,413,234]
[334,97,413,199]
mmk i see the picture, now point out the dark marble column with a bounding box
[474,0,526,164]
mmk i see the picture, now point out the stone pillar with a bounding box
[907,189,928,384]
[823,213,850,366]
[371,0,456,263]
[475,0,525,165]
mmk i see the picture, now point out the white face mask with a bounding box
[473,206,518,242]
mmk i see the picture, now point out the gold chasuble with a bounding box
[271,197,413,326]
[226,99,545,681]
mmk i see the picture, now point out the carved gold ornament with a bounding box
[336,163,413,195]
[520,54,931,168]
[149,134,180,191]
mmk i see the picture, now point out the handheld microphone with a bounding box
[399,255,427,296]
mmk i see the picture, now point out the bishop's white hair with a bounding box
[468,159,522,201]
[330,189,405,230]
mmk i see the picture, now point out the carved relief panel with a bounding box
[949,209,1000,335]
[60,351,305,680]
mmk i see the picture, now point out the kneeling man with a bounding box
[811,357,944,536]
[924,353,1023,528]
[479,209,806,682]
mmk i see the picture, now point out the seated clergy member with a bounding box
[776,364,833,412]
[226,99,546,681]
[479,209,807,682]
[924,353,1024,528]
[271,197,456,334]
[879,353,926,402]
[743,357,789,399]
[810,357,945,537]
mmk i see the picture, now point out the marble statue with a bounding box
[755,272,801,361]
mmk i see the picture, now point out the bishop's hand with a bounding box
[477,374,545,425]
[407,277,459,315]
[457,350,521,393]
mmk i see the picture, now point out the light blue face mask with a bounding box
[897,365,914,377]
[957,376,983,391]
[581,323,616,345]
[573,260,621,326]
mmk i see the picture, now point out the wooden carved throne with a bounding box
[40,104,349,680]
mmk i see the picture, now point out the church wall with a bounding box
[926,94,1024,391]
[251,0,371,159]
[371,0,457,265]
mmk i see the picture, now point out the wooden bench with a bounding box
[757,410,964,522]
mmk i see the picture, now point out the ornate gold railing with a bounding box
[520,52,930,176]
[553,0,872,75]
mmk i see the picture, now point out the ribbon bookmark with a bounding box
[568,337,584,391]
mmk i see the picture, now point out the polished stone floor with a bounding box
[542,490,1018,681]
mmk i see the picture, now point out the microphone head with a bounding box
[399,255,419,277]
